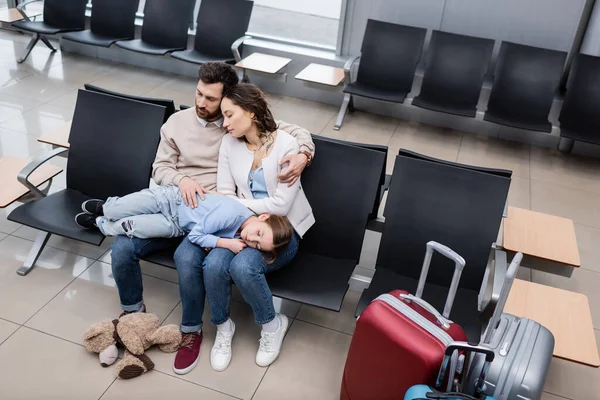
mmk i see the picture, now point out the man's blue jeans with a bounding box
[111,235,216,333]
[203,233,300,325]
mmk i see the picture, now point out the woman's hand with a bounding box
[179,176,207,208]
[277,153,309,187]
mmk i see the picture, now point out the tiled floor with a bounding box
[0,30,599,400]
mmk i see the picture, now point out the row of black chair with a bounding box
[13,0,253,66]
[8,86,512,342]
[336,18,569,137]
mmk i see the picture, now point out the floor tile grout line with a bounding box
[18,325,85,348]
[0,323,23,347]
[153,370,245,400]
[96,377,118,400]
[543,390,576,400]
[160,300,182,326]
[291,318,353,337]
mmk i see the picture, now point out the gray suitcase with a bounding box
[464,253,555,400]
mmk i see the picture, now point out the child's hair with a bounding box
[263,215,295,264]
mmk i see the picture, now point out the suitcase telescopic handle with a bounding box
[416,241,466,319]
[436,342,495,394]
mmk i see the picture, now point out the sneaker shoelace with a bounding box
[258,331,277,353]
[180,333,197,350]
[213,331,232,354]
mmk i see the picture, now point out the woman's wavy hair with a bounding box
[223,83,278,136]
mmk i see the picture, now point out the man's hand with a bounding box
[178,176,207,208]
[225,238,247,254]
[277,153,309,187]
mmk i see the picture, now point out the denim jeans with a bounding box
[112,234,220,333]
[203,232,300,325]
[98,186,185,239]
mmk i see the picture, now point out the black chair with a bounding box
[412,31,494,118]
[12,0,87,63]
[334,19,427,130]
[356,151,511,342]
[312,135,390,220]
[484,42,567,133]
[84,83,176,123]
[267,137,385,310]
[558,53,600,152]
[8,90,166,276]
[63,0,140,48]
[116,0,195,56]
[172,0,253,65]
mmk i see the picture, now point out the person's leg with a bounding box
[97,214,183,239]
[173,237,208,375]
[230,233,300,325]
[202,248,236,372]
[111,235,181,313]
[229,234,300,367]
[102,186,180,221]
[203,248,236,325]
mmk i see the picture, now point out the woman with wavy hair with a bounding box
[204,83,315,372]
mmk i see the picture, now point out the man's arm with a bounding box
[275,120,315,186]
[152,126,186,186]
[276,120,315,157]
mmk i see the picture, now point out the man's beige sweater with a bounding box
[152,107,315,191]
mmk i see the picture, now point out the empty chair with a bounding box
[335,19,426,130]
[63,0,140,47]
[12,0,87,63]
[8,90,166,275]
[172,0,253,65]
[412,30,494,117]
[558,53,600,152]
[356,150,511,342]
[312,135,390,220]
[266,137,385,310]
[84,83,176,123]
[116,0,195,55]
[484,42,567,132]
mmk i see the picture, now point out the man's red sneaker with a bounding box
[173,331,203,375]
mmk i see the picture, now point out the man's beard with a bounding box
[196,106,222,122]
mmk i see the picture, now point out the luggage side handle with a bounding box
[436,342,495,396]
[416,241,466,319]
[399,293,452,329]
[482,252,523,344]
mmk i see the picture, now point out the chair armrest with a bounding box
[17,0,42,11]
[343,55,361,85]
[179,104,191,111]
[232,35,252,63]
[18,148,68,199]
[478,244,507,315]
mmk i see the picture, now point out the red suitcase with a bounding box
[341,241,469,400]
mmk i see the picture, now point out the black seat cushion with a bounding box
[116,39,185,56]
[411,95,480,118]
[171,49,236,65]
[356,268,482,342]
[12,21,80,35]
[8,188,104,246]
[344,81,408,103]
[63,30,132,47]
[267,251,356,311]
[140,240,182,269]
[484,111,552,133]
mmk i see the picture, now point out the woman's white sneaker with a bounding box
[210,322,235,372]
[256,314,289,367]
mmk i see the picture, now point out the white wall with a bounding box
[253,0,343,19]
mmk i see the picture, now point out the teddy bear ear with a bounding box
[84,321,110,341]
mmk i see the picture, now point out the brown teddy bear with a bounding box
[83,312,181,379]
